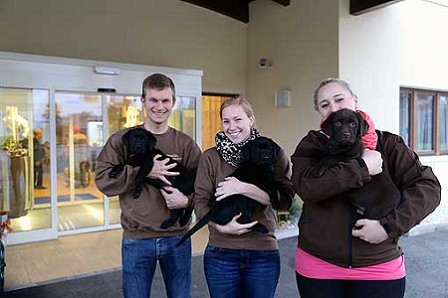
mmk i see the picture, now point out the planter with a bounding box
[9,156,31,218]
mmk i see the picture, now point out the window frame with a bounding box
[400,87,448,156]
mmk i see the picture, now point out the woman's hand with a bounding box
[209,213,258,235]
[361,149,383,176]
[352,218,388,244]
[215,177,242,201]
[147,154,179,185]
[215,177,271,206]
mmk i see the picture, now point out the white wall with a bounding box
[340,0,448,220]
[0,0,246,94]
[247,0,339,154]
[397,0,448,210]
[398,0,448,90]
[339,0,402,133]
[339,0,448,131]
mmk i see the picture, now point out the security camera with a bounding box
[259,58,268,68]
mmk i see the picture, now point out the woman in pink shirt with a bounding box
[291,78,441,298]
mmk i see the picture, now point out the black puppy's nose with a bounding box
[342,132,351,138]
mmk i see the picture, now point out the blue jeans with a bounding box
[122,235,191,298]
[296,272,406,298]
[204,245,280,298]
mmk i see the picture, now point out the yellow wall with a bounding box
[247,0,340,153]
[0,0,341,154]
[0,0,246,94]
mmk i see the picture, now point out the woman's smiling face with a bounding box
[221,104,255,144]
[316,82,358,120]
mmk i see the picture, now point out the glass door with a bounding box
[55,92,105,231]
[3,89,199,236]
[105,94,143,225]
[1,53,203,244]
[1,87,54,239]
[53,92,198,232]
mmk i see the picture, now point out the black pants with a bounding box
[296,272,405,298]
[34,163,43,187]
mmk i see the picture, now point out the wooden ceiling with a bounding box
[181,0,403,23]
[350,0,404,15]
[181,0,290,23]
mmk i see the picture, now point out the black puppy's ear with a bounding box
[122,130,131,148]
[321,113,335,137]
[270,139,281,160]
[240,141,252,162]
[356,112,370,137]
[144,130,157,150]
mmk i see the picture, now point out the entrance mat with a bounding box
[34,193,98,205]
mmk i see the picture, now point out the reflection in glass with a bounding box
[1,89,198,233]
[104,95,197,224]
[440,95,448,151]
[107,96,143,138]
[416,93,434,151]
[0,88,51,231]
[169,96,196,140]
[55,92,104,231]
[399,91,411,146]
[106,95,142,224]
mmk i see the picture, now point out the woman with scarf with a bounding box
[193,96,295,298]
[291,78,441,298]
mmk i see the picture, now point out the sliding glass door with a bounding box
[1,87,52,235]
[55,92,105,231]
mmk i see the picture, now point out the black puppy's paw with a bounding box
[109,165,124,178]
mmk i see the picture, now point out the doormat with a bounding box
[34,193,98,205]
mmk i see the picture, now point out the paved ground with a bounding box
[4,228,448,298]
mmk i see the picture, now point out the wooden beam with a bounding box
[350,0,403,15]
[271,0,290,6]
[182,0,249,23]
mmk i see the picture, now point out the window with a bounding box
[0,87,51,231]
[201,93,237,150]
[400,88,448,155]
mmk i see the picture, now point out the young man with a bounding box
[95,73,201,298]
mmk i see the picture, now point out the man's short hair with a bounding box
[141,73,176,102]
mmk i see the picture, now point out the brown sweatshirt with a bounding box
[194,145,295,251]
[291,130,441,267]
[95,125,201,239]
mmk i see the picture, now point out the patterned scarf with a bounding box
[215,128,261,168]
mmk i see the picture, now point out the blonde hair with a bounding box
[219,95,254,120]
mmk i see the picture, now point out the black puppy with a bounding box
[177,136,288,247]
[110,127,195,229]
[316,109,401,220]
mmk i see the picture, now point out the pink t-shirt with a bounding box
[295,247,406,280]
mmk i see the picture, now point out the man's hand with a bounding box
[209,213,258,235]
[352,218,388,244]
[161,186,188,209]
[147,154,179,185]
